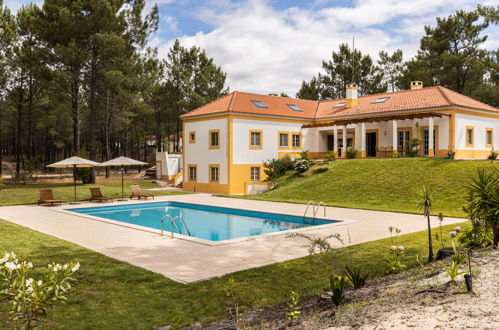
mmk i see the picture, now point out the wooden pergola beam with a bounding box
[303,112,450,128]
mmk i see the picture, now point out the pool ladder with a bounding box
[303,201,326,219]
[160,215,191,238]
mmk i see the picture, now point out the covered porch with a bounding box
[304,112,451,159]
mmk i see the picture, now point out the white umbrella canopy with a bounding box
[99,156,148,167]
[46,156,101,201]
[46,156,101,168]
[99,156,149,200]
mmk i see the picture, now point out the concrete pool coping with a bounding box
[0,194,466,283]
[58,201,352,247]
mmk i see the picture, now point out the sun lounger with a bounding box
[38,189,63,206]
[89,188,113,203]
[130,185,154,200]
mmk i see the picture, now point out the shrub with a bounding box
[294,159,311,173]
[345,147,358,159]
[0,252,80,329]
[263,156,295,184]
[322,150,337,161]
[312,167,329,175]
[344,266,368,289]
[446,150,456,159]
[329,275,345,306]
[463,168,499,247]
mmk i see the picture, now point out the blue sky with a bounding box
[6,0,498,95]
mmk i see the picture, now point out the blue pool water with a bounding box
[68,202,337,242]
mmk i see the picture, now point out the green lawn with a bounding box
[0,180,187,206]
[236,158,498,218]
[0,218,469,329]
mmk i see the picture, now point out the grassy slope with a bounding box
[0,218,469,329]
[0,180,187,206]
[240,158,498,218]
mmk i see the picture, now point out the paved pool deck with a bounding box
[0,194,465,283]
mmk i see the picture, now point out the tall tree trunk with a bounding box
[104,90,111,178]
[16,85,24,176]
[27,73,33,167]
[88,45,98,183]
[71,70,80,154]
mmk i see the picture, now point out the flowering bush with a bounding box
[0,251,80,329]
[294,159,311,173]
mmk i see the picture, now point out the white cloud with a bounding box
[153,0,494,96]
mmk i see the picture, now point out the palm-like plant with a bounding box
[417,184,435,261]
[465,168,499,247]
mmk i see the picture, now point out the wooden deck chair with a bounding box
[130,185,154,200]
[89,188,113,203]
[38,189,63,206]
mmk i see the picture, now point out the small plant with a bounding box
[440,229,468,283]
[299,150,310,161]
[285,291,301,321]
[487,148,497,161]
[385,245,407,273]
[385,226,406,273]
[312,167,328,174]
[344,266,368,289]
[435,212,446,249]
[446,150,456,159]
[345,147,358,159]
[417,184,435,262]
[294,158,311,173]
[322,150,337,161]
[0,252,80,329]
[287,232,344,267]
[408,137,422,157]
[329,275,345,306]
[225,278,246,329]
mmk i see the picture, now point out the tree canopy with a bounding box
[0,0,228,180]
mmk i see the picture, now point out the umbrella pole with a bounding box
[73,165,77,202]
[121,166,124,199]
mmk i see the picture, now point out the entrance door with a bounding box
[398,130,410,155]
[366,132,377,157]
[327,135,335,151]
[422,129,436,156]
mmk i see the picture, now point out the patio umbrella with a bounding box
[46,156,101,202]
[99,156,148,200]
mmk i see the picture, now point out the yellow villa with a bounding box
[180,82,499,195]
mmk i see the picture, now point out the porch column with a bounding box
[342,126,347,158]
[333,125,338,155]
[392,120,398,157]
[429,117,435,157]
[360,122,366,158]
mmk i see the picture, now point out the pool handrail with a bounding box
[160,214,191,238]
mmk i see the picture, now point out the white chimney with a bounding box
[410,81,423,90]
[345,83,358,108]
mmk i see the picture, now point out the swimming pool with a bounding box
[68,202,337,242]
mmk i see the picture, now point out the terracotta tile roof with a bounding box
[180,91,318,119]
[180,86,498,120]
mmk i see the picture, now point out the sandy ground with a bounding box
[193,248,498,330]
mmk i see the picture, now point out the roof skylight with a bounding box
[372,97,390,104]
[287,104,302,111]
[251,100,268,108]
[334,102,346,108]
